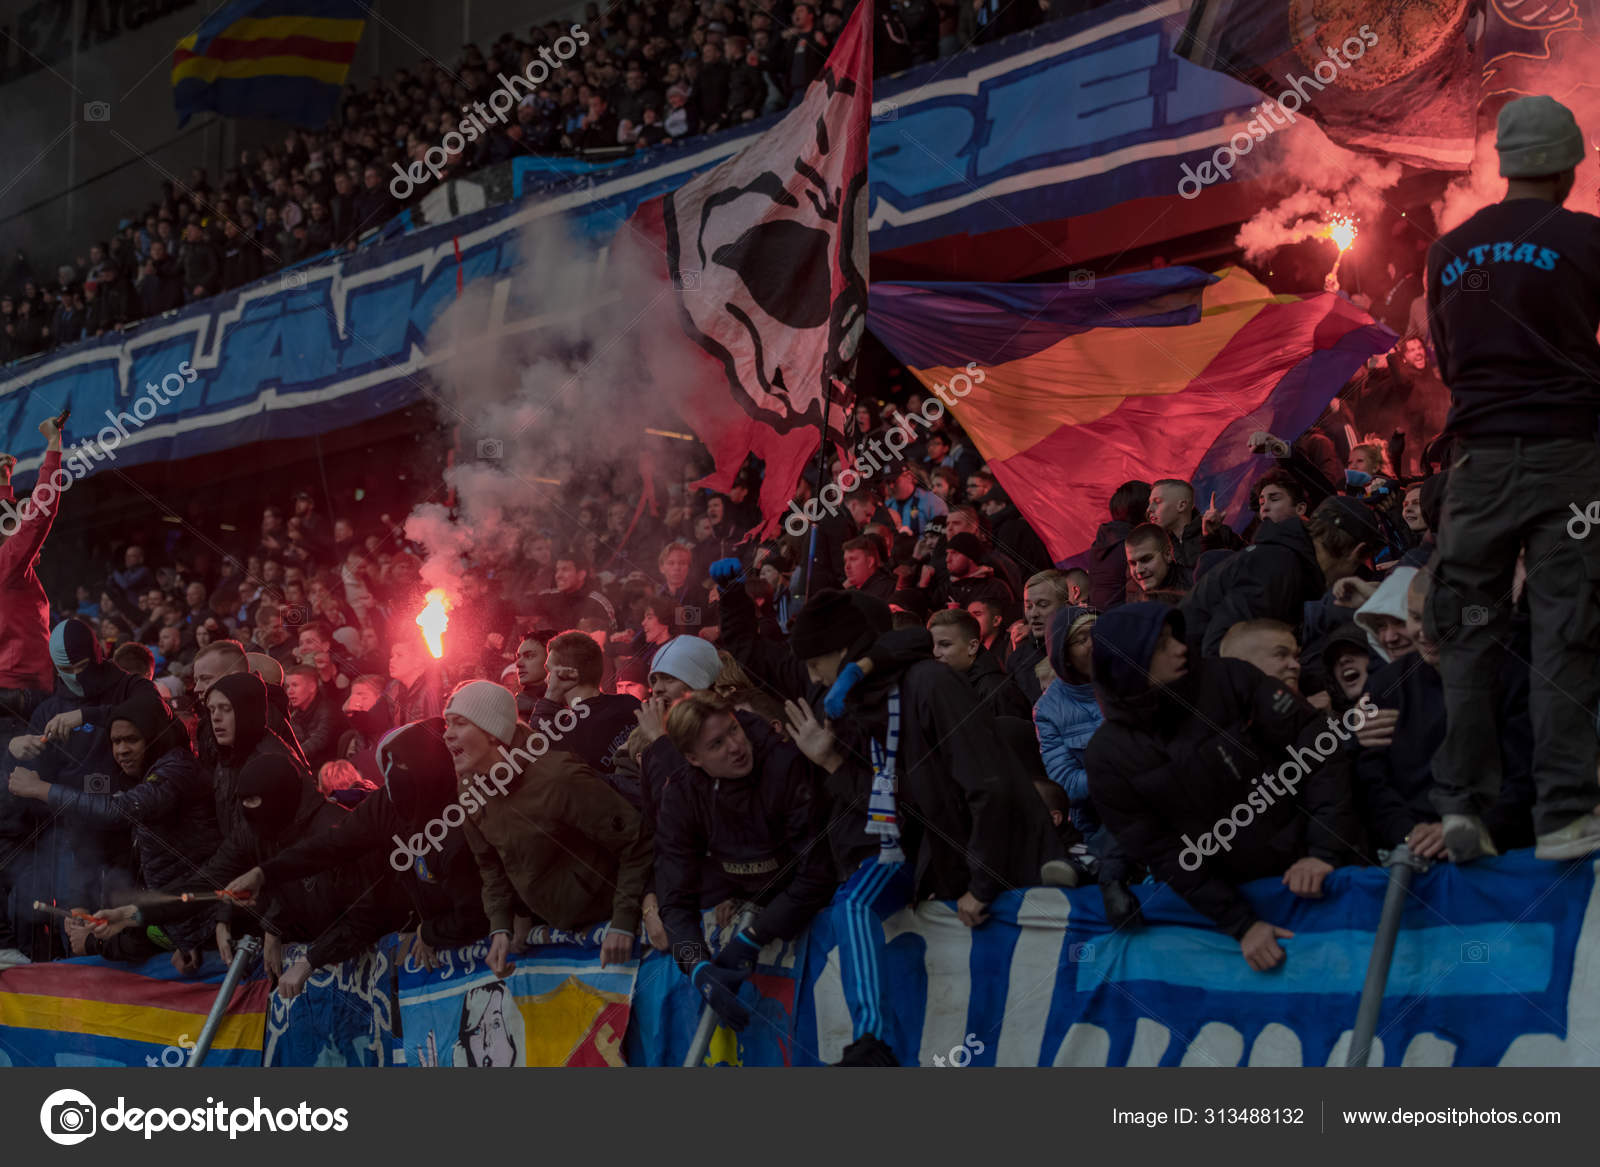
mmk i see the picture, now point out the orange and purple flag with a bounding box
[867,267,1393,563]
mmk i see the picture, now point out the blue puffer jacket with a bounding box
[1032,605,1103,829]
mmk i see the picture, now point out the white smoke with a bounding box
[400,213,694,600]
[1233,117,1404,263]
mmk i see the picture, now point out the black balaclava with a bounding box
[236,754,304,839]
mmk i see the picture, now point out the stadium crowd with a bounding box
[0,0,1063,367]
[0,94,1595,1066]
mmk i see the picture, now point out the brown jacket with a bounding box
[461,737,650,936]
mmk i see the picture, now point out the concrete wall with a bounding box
[0,0,579,275]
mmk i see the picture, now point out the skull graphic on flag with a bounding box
[660,63,870,440]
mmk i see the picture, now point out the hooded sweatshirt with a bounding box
[1085,604,1359,939]
[259,720,488,950]
[1352,566,1418,664]
[45,688,220,903]
[1032,606,1104,825]
[207,671,317,845]
[1180,518,1327,657]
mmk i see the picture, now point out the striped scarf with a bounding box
[866,685,905,864]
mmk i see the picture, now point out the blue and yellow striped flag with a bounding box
[172,0,366,128]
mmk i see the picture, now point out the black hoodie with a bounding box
[260,720,489,950]
[1180,518,1326,657]
[826,629,1065,902]
[1085,605,1359,939]
[207,672,318,846]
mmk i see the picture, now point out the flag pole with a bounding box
[803,380,835,605]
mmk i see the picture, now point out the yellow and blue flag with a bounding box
[172,0,366,128]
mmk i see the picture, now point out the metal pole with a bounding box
[1346,844,1426,1067]
[683,907,758,1067]
[188,934,261,1067]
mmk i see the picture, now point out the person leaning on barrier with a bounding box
[652,693,838,1032]
[225,720,491,971]
[442,681,650,979]
[1085,605,1362,972]
[9,686,219,962]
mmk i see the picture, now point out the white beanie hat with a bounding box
[649,635,722,691]
[445,680,519,745]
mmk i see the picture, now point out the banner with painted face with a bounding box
[394,926,636,1067]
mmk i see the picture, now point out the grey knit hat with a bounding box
[1497,96,1586,178]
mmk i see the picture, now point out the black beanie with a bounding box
[790,589,892,662]
[946,532,986,562]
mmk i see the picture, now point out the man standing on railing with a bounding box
[1422,95,1600,863]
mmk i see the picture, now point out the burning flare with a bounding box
[417,589,450,659]
[1325,215,1357,253]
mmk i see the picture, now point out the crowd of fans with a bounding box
[0,94,1593,1067]
[0,0,1065,367]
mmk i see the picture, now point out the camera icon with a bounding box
[1068,269,1095,289]
[672,940,701,965]
[873,101,899,122]
[477,438,504,460]
[1463,604,1491,627]
[282,603,309,627]
[83,101,111,122]
[1462,269,1490,292]
[673,269,701,291]
[1067,941,1096,963]
[40,1089,97,1145]
[1461,940,1489,964]
[281,270,307,290]
[675,605,701,626]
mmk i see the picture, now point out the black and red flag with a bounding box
[617,1,873,537]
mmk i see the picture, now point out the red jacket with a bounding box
[0,446,62,689]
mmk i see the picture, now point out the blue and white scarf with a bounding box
[866,685,905,864]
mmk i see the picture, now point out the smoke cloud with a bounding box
[1233,118,1403,263]
[400,213,697,601]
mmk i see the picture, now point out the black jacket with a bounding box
[1085,604,1360,939]
[1356,654,1535,852]
[261,739,489,950]
[1087,520,1134,610]
[289,689,345,771]
[656,709,837,971]
[1180,518,1326,657]
[963,644,1032,720]
[826,648,1065,903]
[1171,513,1242,571]
[1005,634,1048,705]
